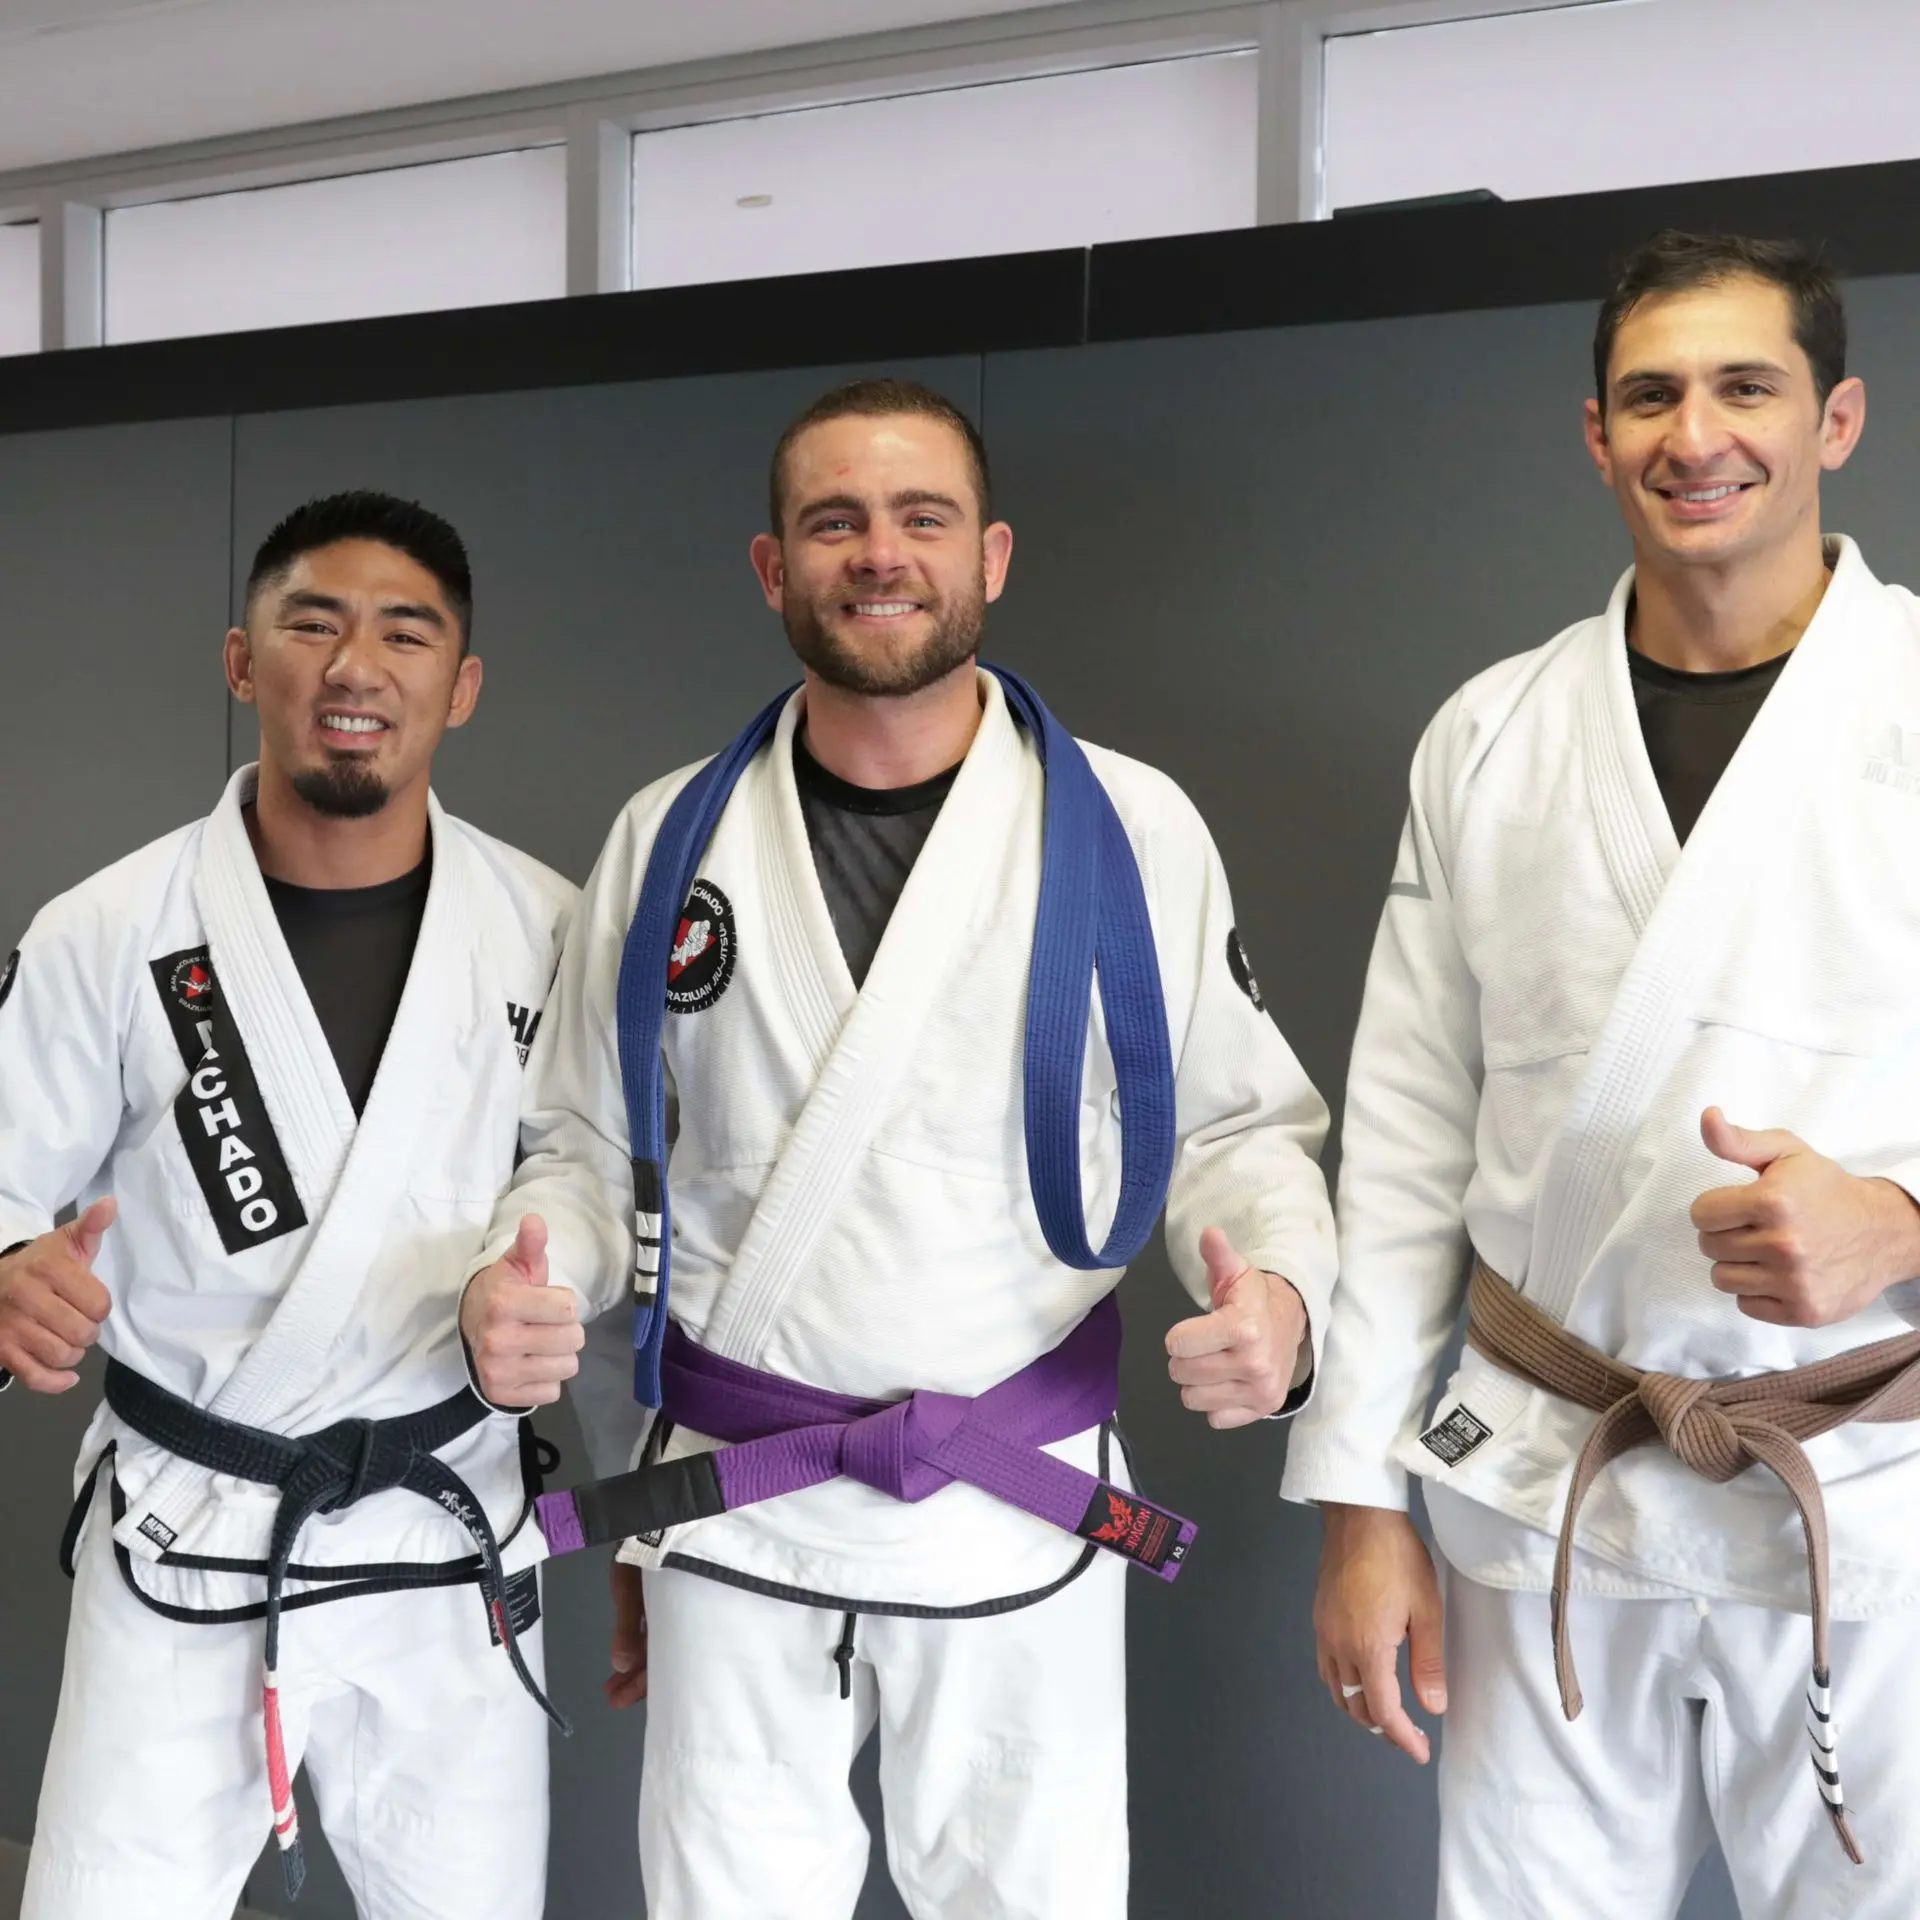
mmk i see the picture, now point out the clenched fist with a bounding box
[0,1198,116,1392]
[1165,1227,1309,1429]
[458,1215,583,1408]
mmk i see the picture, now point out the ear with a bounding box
[749,532,786,613]
[982,520,1015,605]
[223,626,258,705]
[1819,374,1868,472]
[445,651,484,731]
[1582,397,1615,487]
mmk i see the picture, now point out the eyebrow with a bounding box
[1614,358,1792,389]
[276,588,447,629]
[794,489,968,520]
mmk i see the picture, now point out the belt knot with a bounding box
[1637,1372,1745,1481]
[840,1392,967,1504]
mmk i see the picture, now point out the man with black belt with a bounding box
[1284,231,1920,1916]
[0,492,575,1919]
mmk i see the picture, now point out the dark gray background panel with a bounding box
[0,417,233,1853]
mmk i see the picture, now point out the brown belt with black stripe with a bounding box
[1465,1258,1920,1865]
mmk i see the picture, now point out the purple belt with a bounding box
[534,1292,1196,1582]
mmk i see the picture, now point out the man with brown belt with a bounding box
[1281,229,1920,1917]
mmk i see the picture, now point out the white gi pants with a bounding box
[639,1554,1129,1920]
[1437,1564,1920,1919]
[23,1520,550,1920]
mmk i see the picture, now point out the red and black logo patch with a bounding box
[1076,1484,1188,1574]
[1226,927,1264,1011]
[0,948,17,1011]
[665,879,737,1015]
[168,952,216,1016]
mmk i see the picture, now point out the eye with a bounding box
[907,513,944,529]
[387,630,428,647]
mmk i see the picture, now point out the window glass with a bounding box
[633,52,1257,288]
[0,221,39,356]
[104,147,566,345]
[1326,0,1920,212]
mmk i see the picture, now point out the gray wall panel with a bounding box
[0,419,233,1848]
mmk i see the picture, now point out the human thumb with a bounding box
[1199,1226,1251,1309]
[1700,1107,1803,1175]
[503,1213,548,1285]
[65,1196,118,1268]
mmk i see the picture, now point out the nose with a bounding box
[322,626,385,693]
[850,524,909,578]
[1663,389,1735,469]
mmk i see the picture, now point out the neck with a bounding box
[245,754,430,888]
[1629,523,1833,673]
[799,661,983,789]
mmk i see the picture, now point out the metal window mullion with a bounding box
[37,199,102,349]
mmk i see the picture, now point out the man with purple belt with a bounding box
[458,378,1336,1917]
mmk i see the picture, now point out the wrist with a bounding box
[1870,1178,1920,1292]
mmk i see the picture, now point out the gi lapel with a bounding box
[119,775,478,1558]
[700,672,1034,1369]
[1479,541,1868,1423]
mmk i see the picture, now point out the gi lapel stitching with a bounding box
[701,675,1032,1372]
[119,787,475,1559]
[1471,542,1867,1429]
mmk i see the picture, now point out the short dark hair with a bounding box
[245,490,474,647]
[769,378,994,531]
[1592,230,1847,415]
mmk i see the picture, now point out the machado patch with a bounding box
[1419,1404,1493,1466]
[0,948,16,1011]
[149,946,308,1256]
[665,878,737,1014]
[1226,927,1264,1010]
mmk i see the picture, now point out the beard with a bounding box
[783,573,985,697]
[291,756,391,819]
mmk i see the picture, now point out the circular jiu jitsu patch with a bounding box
[665,878,738,1014]
[1226,927,1264,1010]
[167,951,216,1016]
[0,948,16,1010]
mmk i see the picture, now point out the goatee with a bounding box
[784,576,985,697]
[291,758,391,819]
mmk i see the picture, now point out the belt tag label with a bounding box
[1075,1485,1188,1573]
[486,1565,542,1645]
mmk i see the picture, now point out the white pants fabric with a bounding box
[639,1556,1129,1920]
[1437,1564,1920,1920]
[23,1520,550,1920]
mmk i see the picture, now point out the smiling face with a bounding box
[225,537,481,819]
[1584,273,1865,574]
[750,411,1013,698]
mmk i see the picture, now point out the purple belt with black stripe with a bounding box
[534,1291,1196,1582]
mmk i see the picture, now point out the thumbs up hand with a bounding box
[1691,1107,1920,1328]
[1165,1227,1309,1428]
[458,1214,584,1408]
[0,1196,117,1393]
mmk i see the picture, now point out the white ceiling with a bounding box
[0,0,1051,177]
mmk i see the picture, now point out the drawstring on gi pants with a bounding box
[831,1613,857,1701]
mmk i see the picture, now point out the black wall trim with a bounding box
[4,154,1919,437]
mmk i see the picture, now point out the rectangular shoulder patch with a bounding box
[149,947,308,1257]
[1419,1404,1494,1466]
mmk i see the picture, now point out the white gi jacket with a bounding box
[487,671,1336,1611]
[0,766,575,1611]
[1283,538,1920,1616]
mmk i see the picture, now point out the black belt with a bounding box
[76,1358,567,1899]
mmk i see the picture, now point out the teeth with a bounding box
[323,714,386,733]
[850,602,920,616]
[1674,484,1743,502]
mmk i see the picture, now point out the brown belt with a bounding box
[1465,1258,1920,1865]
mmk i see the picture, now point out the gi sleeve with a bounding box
[0,900,128,1254]
[1280,699,1485,1511]
[1147,780,1337,1411]
[469,801,654,1328]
